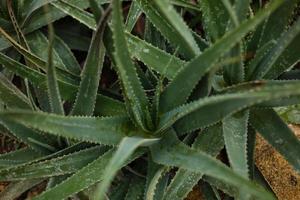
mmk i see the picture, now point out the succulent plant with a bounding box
[0,0,300,199]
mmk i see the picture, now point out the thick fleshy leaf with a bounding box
[146,166,169,200]
[0,142,87,170]
[33,149,144,200]
[245,40,276,80]
[0,52,126,116]
[222,0,245,85]
[1,1,80,50]
[0,0,109,51]
[7,0,39,112]
[258,0,299,47]
[125,1,141,32]
[46,20,65,115]
[96,137,159,200]
[234,0,250,22]
[40,1,186,81]
[0,27,60,72]
[26,31,69,72]
[249,17,300,80]
[0,111,146,146]
[164,81,300,134]
[7,0,32,57]
[52,35,81,75]
[1,0,299,198]
[0,51,76,100]
[0,27,79,86]
[25,30,81,76]
[163,124,224,200]
[0,148,41,168]
[52,0,96,29]
[247,126,256,179]
[219,80,300,107]
[159,0,284,112]
[263,33,300,79]
[111,0,153,131]
[223,0,250,85]
[22,0,58,23]
[88,0,103,22]
[136,0,200,59]
[0,146,107,181]
[172,0,200,11]
[24,0,110,32]
[0,18,13,31]
[223,111,249,178]
[70,8,110,116]
[245,0,298,55]
[126,33,186,80]
[198,0,228,42]
[145,161,169,200]
[151,130,276,200]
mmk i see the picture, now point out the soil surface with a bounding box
[186,186,204,200]
[0,133,18,194]
[255,124,300,200]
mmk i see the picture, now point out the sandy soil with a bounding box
[255,125,300,200]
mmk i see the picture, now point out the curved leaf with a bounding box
[52,0,96,29]
[0,52,126,116]
[46,19,65,115]
[52,35,81,75]
[223,111,249,178]
[159,0,284,112]
[163,124,224,200]
[0,27,79,86]
[0,146,107,181]
[70,8,110,116]
[112,0,152,131]
[96,137,159,200]
[199,0,228,42]
[250,17,300,79]
[159,81,300,134]
[151,130,276,200]
[41,1,186,81]
[136,0,200,59]
[127,30,185,80]
[0,148,41,168]
[33,148,144,200]
[146,167,169,200]
[125,1,141,32]
[0,111,144,146]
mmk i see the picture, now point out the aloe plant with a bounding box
[0,0,300,199]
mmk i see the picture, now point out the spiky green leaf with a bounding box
[159,0,284,112]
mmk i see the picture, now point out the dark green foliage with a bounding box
[0,0,299,199]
